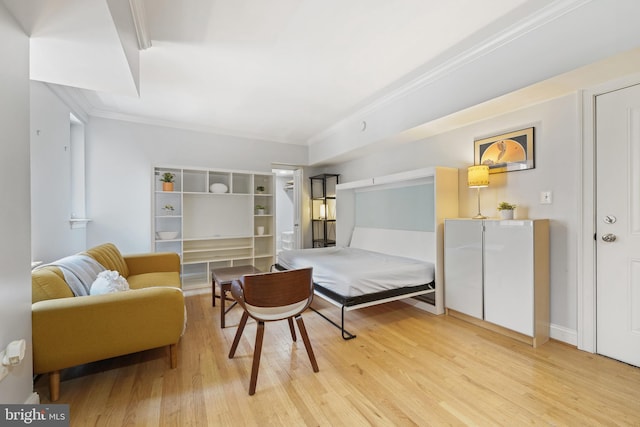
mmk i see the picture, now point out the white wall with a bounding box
[331,94,579,340]
[85,117,308,254]
[0,3,34,404]
[31,82,87,262]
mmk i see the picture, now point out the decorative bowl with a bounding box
[210,183,228,193]
[156,231,179,240]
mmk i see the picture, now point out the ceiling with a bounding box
[5,0,558,144]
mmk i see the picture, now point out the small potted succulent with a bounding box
[160,172,175,191]
[255,205,266,215]
[256,185,265,194]
[163,204,175,215]
[497,201,516,219]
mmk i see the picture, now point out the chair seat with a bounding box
[245,300,308,321]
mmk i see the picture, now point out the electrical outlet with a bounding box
[540,191,553,204]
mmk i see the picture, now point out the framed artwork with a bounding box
[474,127,534,173]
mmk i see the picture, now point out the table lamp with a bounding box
[468,165,489,219]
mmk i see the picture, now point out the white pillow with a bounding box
[90,270,130,295]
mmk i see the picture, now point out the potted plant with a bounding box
[163,204,175,215]
[255,205,266,215]
[497,201,516,219]
[160,172,175,192]
[256,185,265,194]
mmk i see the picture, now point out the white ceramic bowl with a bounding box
[210,183,228,193]
[156,231,179,240]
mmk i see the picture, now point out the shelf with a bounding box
[183,246,252,253]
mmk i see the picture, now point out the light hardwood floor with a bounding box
[35,292,640,426]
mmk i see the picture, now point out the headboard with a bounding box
[349,227,435,263]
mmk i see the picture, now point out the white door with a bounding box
[596,83,640,367]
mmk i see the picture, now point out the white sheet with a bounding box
[277,247,434,298]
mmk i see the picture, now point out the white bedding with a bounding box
[277,246,435,298]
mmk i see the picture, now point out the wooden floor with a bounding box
[35,291,640,426]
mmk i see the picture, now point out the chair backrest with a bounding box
[239,268,314,321]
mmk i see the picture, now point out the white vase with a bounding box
[500,209,514,220]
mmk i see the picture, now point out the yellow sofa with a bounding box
[32,243,185,401]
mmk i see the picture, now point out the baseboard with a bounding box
[550,323,577,346]
[183,287,210,297]
[25,392,40,404]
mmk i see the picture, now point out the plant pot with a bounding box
[162,182,174,192]
[256,209,265,215]
[500,209,514,220]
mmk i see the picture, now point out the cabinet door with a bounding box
[483,221,534,335]
[444,220,484,319]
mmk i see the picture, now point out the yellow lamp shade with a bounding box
[468,165,489,188]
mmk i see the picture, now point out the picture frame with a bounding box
[474,127,534,174]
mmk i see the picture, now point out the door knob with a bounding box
[602,233,617,242]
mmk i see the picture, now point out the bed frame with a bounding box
[311,279,436,340]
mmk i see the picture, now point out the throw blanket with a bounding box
[41,255,106,296]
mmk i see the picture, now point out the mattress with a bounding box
[277,246,435,299]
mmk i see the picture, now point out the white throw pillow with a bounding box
[90,270,130,295]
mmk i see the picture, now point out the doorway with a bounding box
[594,83,640,367]
[272,167,303,256]
[577,73,640,364]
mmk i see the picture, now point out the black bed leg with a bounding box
[310,306,356,340]
[341,306,356,340]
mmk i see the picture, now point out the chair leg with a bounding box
[49,370,61,402]
[287,317,297,342]
[249,321,265,395]
[229,311,249,358]
[295,315,319,372]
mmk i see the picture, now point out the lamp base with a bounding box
[472,214,487,219]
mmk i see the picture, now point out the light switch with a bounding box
[540,191,552,204]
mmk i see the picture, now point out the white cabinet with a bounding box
[444,219,549,347]
[153,166,275,290]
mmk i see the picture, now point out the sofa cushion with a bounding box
[84,243,130,278]
[127,271,181,290]
[32,266,75,303]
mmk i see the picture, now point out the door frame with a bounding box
[579,73,640,353]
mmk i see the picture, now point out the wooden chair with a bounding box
[228,267,319,395]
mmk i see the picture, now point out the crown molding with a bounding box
[44,83,92,123]
[89,108,304,146]
[129,0,152,50]
[307,0,592,146]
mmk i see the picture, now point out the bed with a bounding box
[277,227,438,339]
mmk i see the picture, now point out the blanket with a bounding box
[40,254,106,296]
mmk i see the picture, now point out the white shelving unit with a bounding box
[153,166,275,290]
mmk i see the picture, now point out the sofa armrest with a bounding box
[124,252,180,276]
[32,287,185,374]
